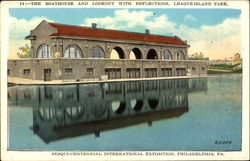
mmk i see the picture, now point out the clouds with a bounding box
[9,16,54,40]
[82,9,177,35]
[9,15,54,59]
[183,17,241,59]
[82,9,241,59]
[184,14,197,22]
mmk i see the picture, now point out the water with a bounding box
[8,74,242,151]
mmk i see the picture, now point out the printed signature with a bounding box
[214,140,232,144]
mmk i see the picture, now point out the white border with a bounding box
[1,0,249,160]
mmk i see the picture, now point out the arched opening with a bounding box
[111,101,126,114]
[129,48,142,59]
[64,44,83,58]
[130,99,143,112]
[89,45,105,58]
[147,49,158,59]
[66,105,84,120]
[110,47,125,59]
[37,44,51,58]
[148,99,159,109]
[177,50,185,60]
[162,50,172,60]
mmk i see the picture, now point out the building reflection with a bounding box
[8,78,208,143]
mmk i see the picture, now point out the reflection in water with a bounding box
[131,99,143,112]
[148,99,159,109]
[8,78,208,143]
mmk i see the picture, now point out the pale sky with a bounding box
[9,8,241,59]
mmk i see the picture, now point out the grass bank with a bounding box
[208,63,242,75]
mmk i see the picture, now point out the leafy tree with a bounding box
[17,44,31,58]
[233,53,242,63]
[189,52,208,60]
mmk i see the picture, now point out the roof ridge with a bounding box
[47,21,187,46]
[48,21,179,39]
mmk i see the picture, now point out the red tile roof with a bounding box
[48,22,187,46]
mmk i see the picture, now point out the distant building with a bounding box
[8,20,208,81]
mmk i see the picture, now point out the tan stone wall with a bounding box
[8,59,208,81]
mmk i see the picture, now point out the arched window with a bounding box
[37,44,51,58]
[177,50,185,60]
[64,44,83,58]
[89,45,105,58]
[162,50,172,60]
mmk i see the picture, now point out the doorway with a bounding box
[44,69,51,81]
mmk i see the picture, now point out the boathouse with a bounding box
[8,20,208,81]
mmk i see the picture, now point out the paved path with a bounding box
[8,75,213,85]
[208,69,233,72]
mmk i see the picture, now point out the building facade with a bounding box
[8,20,208,81]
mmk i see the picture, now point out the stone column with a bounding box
[121,60,126,79]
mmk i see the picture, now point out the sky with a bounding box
[9,8,241,59]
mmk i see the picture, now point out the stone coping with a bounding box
[7,58,209,63]
[8,75,214,85]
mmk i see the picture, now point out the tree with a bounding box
[17,44,31,58]
[189,52,208,60]
[233,53,242,63]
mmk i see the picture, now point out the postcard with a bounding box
[1,0,249,160]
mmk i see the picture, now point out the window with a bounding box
[65,68,73,74]
[126,68,140,78]
[64,44,83,58]
[177,51,185,60]
[7,69,10,75]
[192,67,196,71]
[89,46,105,58]
[23,69,31,75]
[162,50,172,60]
[161,68,172,77]
[105,68,121,79]
[87,68,93,75]
[145,68,157,78]
[37,44,51,58]
[202,67,205,70]
[176,68,186,76]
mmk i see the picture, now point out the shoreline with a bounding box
[8,75,214,86]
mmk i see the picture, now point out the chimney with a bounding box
[91,23,97,29]
[145,29,150,35]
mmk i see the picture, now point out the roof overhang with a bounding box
[25,35,36,40]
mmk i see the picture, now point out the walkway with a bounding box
[8,75,212,85]
[208,69,232,72]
